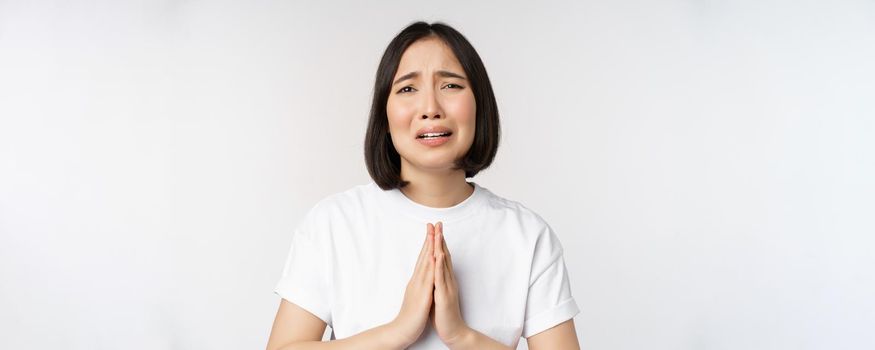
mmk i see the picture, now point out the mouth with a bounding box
[416,125,453,147]
[415,126,453,147]
[416,131,453,139]
[415,125,454,140]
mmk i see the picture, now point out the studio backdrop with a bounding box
[1,1,873,349]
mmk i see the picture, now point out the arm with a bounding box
[448,318,581,350]
[526,319,581,350]
[270,223,438,350]
[447,327,513,350]
[266,299,406,350]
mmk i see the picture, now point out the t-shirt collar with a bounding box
[380,181,486,223]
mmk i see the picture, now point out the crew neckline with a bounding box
[379,181,487,223]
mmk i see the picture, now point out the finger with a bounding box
[440,222,449,254]
[416,223,431,265]
[419,223,435,283]
[435,251,445,291]
[433,223,452,291]
[428,224,435,265]
[440,224,449,257]
[426,244,435,287]
[442,236,456,284]
[434,222,444,257]
[441,251,452,288]
[438,222,455,283]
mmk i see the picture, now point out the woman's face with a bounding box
[386,36,476,175]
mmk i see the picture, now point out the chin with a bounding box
[410,157,459,171]
[418,161,456,170]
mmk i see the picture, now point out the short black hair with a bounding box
[364,21,501,190]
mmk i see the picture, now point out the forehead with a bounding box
[395,36,464,75]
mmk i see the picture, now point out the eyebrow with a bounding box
[392,70,467,86]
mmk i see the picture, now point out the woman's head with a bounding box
[365,21,500,190]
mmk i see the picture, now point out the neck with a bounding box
[399,160,475,208]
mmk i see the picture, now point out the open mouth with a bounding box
[416,132,453,139]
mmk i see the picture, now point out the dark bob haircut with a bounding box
[364,21,501,190]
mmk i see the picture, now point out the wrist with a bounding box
[446,326,475,350]
[383,320,413,350]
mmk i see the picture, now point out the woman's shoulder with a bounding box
[481,186,567,260]
[301,181,380,219]
[287,183,377,240]
[479,184,552,231]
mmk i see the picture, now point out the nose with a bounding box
[421,112,441,119]
[420,86,442,120]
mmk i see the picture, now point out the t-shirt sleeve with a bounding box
[273,208,332,326]
[522,224,580,338]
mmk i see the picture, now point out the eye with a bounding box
[397,86,415,94]
[443,83,464,89]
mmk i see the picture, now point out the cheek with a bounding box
[385,97,420,155]
[450,92,475,122]
[386,98,414,131]
[448,94,477,140]
[462,97,476,125]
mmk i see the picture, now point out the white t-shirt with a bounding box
[274,181,579,349]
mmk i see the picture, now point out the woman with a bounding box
[267,21,581,350]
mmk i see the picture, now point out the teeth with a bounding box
[418,132,450,139]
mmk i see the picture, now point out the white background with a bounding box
[1,1,873,349]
